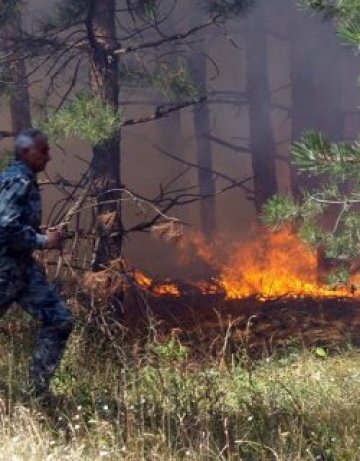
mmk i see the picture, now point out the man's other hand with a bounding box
[45,228,63,249]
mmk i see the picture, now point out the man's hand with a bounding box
[45,228,63,249]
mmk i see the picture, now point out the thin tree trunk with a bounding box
[189,52,216,238]
[87,0,122,269]
[3,2,31,131]
[158,110,187,186]
[243,3,278,213]
[157,41,187,198]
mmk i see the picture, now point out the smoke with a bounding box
[14,0,360,276]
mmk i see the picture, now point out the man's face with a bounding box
[22,136,51,173]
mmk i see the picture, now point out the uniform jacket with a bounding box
[0,160,47,266]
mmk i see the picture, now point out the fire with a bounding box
[134,270,180,297]
[134,228,357,300]
[216,228,352,299]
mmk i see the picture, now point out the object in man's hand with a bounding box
[46,227,63,249]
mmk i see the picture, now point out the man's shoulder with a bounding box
[0,162,34,198]
[1,161,33,187]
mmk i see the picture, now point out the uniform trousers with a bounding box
[0,257,73,393]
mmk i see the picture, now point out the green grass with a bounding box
[0,310,360,460]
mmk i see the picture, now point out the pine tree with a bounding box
[288,0,347,198]
[261,1,360,285]
[0,0,255,269]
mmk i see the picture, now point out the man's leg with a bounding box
[0,266,24,317]
[18,263,73,395]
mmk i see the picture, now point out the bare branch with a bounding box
[122,97,206,127]
[113,15,221,55]
[154,145,254,195]
[206,134,250,153]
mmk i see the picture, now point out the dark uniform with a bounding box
[0,160,73,394]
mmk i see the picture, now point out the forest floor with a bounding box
[125,293,360,357]
[0,296,359,459]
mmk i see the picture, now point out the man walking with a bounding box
[0,128,73,398]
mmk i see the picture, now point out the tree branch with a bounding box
[154,145,254,195]
[112,15,221,55]
[121,97,206,127]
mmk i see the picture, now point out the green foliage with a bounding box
[324,224,360,260]
[304,0,360,47]
[287,129,360,279]
[132,0,160,19]
[262,126,360,281]
[263,186,360,282]
[152,336,189,363]
[326,265,350,285]
[298,220,325,246]
[300,0,341,18]
[260,194,300,229]
[120,62,199,103]
[261,194,327,246]
[291,131,360,179]
[301,192,325,218]
[205,0,256,18]
[263,194,360,279]
[41,93,122,145]
[292,130,331,173]
[262,0,360,279]
[38,0,90,33]
[4,318,360,459]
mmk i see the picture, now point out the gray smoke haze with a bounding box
[1,0,359,277]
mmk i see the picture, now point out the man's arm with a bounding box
[0,177,48,251]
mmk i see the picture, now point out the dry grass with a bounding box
[0,308,360,460]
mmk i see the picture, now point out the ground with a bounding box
[0,296,360,460]
[125,292,360,356]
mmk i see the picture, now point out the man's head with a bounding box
[15,129,50,173]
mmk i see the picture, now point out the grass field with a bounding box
[0,306,360,461]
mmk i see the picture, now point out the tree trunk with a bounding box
[2,2,31,131]
[189,52,217,238]
[243,3,278,213]
[158,110,187,186]
[88,0,122,269]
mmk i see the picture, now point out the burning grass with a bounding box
[75,227,360,357]
[178,227,356,300]
[76,227,360,309]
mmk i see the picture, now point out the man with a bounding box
[0,128,73,398]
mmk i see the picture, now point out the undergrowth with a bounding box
[0,307,359,460]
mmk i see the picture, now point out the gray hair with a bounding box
[15,129,47,157]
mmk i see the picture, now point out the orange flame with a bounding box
[134,270,180,297]
[135,228,358,300]
[216,228,351,299]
